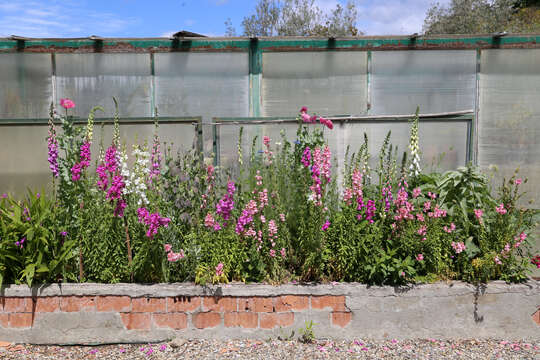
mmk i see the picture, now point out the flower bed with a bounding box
[0,100,538,287]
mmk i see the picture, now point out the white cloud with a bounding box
[357,0,452,35]
[160,31,175,38]
[0,1,137,38]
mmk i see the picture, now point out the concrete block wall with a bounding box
[0,281,538,344]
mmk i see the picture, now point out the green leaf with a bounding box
[465,237,480,259]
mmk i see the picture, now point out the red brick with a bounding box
[311,296,346,311]
[274,296,309,312]
[239,297,273,312]
[35,297,60,312]
[2,297,31,313]
[224,312,258,328]
[153,313,187,330]
[96,296,131,312]
[60,296,96,312]
[9,313,32,328]
[120,313,151,330]
[332,312,352,328]
[192,312,221,329]
[132,298,166,313]
[532,309,540,325]
[203,297,237,312]
[259,312,294,329]
[0,313,8,327]
[167,297,201,312]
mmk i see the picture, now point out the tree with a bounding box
[229,0,361,37]
[423,0,540,34]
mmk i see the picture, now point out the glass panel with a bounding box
[216,120,468,180]
[371,50,476,115]
[479,49,540,208]
[0,122,198,196]
[154,52,249,117]
[154,52,249,155]
[262,51,367,117]
[55,54,152,118]
[0,54,52,119]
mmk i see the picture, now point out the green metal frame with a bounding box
[0,116,204,153]
[211,114,474,167]
[1,35,539,52]
[1,34,537,165]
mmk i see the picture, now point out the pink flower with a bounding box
[474,209,483,223]
[263,135,270,147]
[451,241,466,254]
[495,203,507,215]
[280,248,286,257]
[300,106,308,113]
[215,262,224,276]
[494,256,502,265]
[412,187,422,198]
[319,117,333,130]
[60,98,75,109]
[269,249,276,257]
[279,213,286,222]
[515,178,522,185]
[427,191,437,200]
[164,244,172,253]
[443,222,456,233]
[416,253,424,261]
[301,112,311,123]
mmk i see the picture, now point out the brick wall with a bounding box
[0,281,537,344]
[0,294,351,331]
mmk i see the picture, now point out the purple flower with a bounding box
[60,231,67,237]
[47,120,59,178]
[149,133,162,185]
[301,147,311,167]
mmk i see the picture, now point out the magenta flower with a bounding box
[416,253,424,261]
[300,106,308,113]
[70,162,83,181]
[60,98,75,109]
[515,178,522,185]
[321,220,330,231]
[137,207,170,238]
[104,145,117,174]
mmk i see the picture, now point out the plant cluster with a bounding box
[0,100,538,286]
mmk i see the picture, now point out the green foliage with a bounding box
[1,102,537,287]
[298,320,317,344]
[0,191,76,286]
[423,0,540,34]
[237,0,361,37]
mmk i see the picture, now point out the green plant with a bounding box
[0,191,76,286]
[298,320,317,343]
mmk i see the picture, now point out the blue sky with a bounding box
[0,0,451,38]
